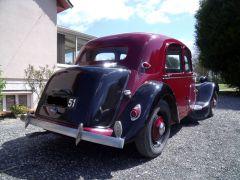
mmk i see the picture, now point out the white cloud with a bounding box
[58,0,134,31]
[57,0,200,32]
[134,0,199,24]
[134,0,171,24]
[160,0,199,15]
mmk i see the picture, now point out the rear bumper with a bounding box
[24,115,124,149]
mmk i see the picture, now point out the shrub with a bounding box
[10,105,29,115]
[24,64,55,100]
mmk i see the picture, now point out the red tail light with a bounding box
[130,104,141,121]
[83,127,113,136]
[142,62,151,69]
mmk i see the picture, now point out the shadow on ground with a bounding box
[170,117,200,138]
[0,132,149,179]
[0,117,201,179]
[0,133,150,179]
[216,94,240,111]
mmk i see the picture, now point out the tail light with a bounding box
[130,104,141,121]
[142,62,151,69]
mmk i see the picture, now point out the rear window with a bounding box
[79,46,128,63]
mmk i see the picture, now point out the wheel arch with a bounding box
[161,94,179,124]
[119,81,179,142]
[150,85,179,124]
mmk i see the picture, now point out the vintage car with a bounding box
[24,33,218,158]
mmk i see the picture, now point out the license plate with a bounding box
[67,98,77,109]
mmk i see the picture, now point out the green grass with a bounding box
[219,84,237,92]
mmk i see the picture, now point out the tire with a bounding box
[208,91,218,117]
[135,100,171,158]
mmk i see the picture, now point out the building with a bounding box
[57,26,95,65]
[0,0,95,111]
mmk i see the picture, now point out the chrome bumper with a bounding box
[24,115,124,149]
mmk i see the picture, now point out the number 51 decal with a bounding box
[68,98,77,109]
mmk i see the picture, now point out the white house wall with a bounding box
[0,0,57,79]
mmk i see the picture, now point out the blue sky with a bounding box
[58,0,200,53]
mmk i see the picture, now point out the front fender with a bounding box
[195,82,217,106]
[119,81,174,142]
[189,82,218,120]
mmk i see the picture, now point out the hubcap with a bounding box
[152,116,165,142]
[159,122,165,136]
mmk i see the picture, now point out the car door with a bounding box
[183,47,196,112]
[162,43,189,120]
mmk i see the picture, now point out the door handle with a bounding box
[163,74,171,79]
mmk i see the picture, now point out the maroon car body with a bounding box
[25,33,218,157]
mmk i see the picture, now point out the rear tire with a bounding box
[135,100,171,158]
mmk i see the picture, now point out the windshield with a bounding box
[78,46,128,63]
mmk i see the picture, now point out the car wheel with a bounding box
[208,91,218,117]
[135,100,171,158]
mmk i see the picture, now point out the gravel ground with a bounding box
[0,95,240,180]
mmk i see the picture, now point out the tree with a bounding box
[195,0,240,89]
[24,65,55,100]
[0,68,6,111]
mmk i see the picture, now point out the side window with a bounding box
[165,45,183,73]
[184,49,192,72]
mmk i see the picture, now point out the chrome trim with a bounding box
[114,121,123,138]
[76,123,83,145]
[25,116,125,149]
[123,90,132,98]
[190,101,209,111]
[163,75,195,80]
[191,105,203,111]
[159,122,165,136]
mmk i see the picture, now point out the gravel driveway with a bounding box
[0,95,240,180]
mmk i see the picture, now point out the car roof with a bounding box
[77,32,189,70]
[86,32,180,47]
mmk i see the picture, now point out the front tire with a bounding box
[135,100,171,158]
[208,91,218,117]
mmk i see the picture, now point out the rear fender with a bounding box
[119,81,177,142]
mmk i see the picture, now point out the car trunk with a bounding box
[35,66,130,128]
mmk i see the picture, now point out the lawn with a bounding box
[219,84,237,92]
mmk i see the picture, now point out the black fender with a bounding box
[195,82,218,107]
[118,81,178,142]
[190,82,218,119]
